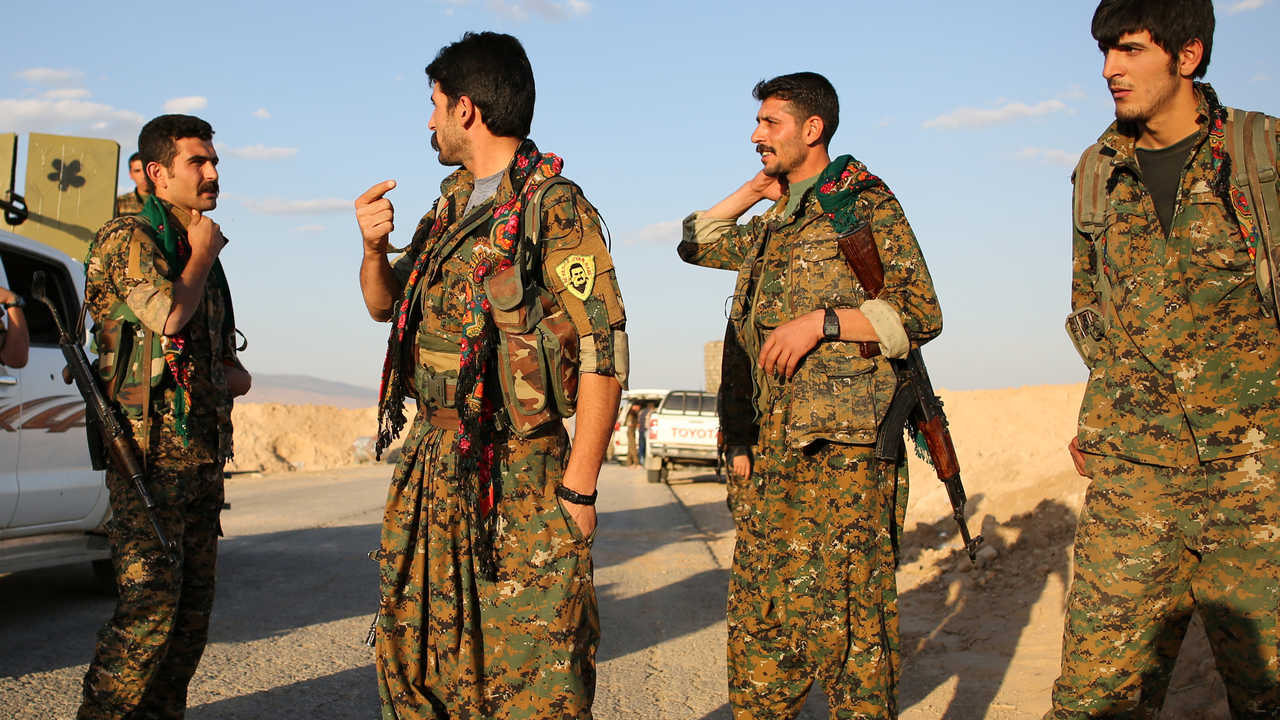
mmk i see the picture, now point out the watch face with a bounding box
[824,308,839,339]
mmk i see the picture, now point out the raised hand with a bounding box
[187,209,225,259]
[356,180,397,255]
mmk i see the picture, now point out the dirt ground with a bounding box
[224,384,1235,717]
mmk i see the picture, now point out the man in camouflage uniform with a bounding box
[79,114,250,720]
[115,151,150,216]
[1051,2,1280,717]
[717,320,756,526]
[356,32,625,720]
[679,72,941,719]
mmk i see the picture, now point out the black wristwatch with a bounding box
[822,307,840,340]
[1,295,24,310]
[555,485,598,506]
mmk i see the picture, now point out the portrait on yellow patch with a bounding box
[555,254,596,301]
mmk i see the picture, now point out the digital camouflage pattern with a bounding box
[678,159,940,450]
[376,422,597,720]
[718,320,757,526]
[79,445,224,720]
[78,201,236,720]
[1071,88,1280,467]
[1051,87,1280,719]
[375,152,623,719]
[86,202,238,463]
[115,189,147,217]
[727,408,900,719]
[1048,451,1280,719]
[680,160,940,719]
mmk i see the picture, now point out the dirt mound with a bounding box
[226,403,399,474]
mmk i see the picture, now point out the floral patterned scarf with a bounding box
[814,154,887,234]
[376,140,562,578]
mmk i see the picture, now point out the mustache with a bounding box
[198,180,219,194]
[756,144,776,155]
[431,132,440,151]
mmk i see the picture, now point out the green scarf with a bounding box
[815,154,886,234]
[137,195,235,444]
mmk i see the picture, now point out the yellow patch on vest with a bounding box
[555,254,596,301]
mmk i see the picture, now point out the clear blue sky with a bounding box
[3,0,1277,392]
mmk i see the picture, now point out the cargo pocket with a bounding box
[786,351,883,448]
[487,264,558,436]
[535,299,580,418]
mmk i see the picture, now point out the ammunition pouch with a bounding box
[1065,305,1109,368]
[93,307,163,421]
[413,362,458,409]
[486,261,580,438]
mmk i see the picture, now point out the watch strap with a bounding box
[555,484,598,506]
[823,307,840,340]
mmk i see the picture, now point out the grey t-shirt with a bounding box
[1136,130,1199,236]
[464,169,505,217]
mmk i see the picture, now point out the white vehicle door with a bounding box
[1,246,102,529]
[0,257,18,528]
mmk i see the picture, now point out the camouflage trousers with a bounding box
[78,447,224,720]
[374,415,599,720]
[728,413,900,720]
[1047,448,1280,719]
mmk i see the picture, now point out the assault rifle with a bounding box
[30,271,178,565]
[836,226,983,562]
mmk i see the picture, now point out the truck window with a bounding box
[698,393,717,416]
[664,393,686,414]
[0,249,78,347]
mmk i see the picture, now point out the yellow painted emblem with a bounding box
[555,254,596,301]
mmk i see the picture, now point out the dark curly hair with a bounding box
[752,72,839,148]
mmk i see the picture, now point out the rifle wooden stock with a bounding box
[918,415,961,480]
[833,228,983,561]
[836,224,883,359]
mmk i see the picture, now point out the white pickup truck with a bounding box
[644,389,721,484]
[0,228,112,587]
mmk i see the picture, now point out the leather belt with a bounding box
[427,408,459,431]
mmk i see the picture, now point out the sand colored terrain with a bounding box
[226,403,396,474]
[226,384,1232,717]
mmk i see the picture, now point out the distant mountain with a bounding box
[239,373,378,409]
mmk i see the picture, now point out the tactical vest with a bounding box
[414,176,584,437]
[1068,110,1280,364]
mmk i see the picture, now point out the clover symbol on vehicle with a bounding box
[47,158,87,192]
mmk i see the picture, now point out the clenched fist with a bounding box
[356,180,397,255]
[187,209,226,259]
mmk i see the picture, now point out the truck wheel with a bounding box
[91,559,117,596]
[659,462,671,484]
[647,468,662,484]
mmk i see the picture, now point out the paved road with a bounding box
[0,463,743,719]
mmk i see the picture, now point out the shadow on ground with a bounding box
[0,522,382,678]
[898,499,1076,719]
[186,665,378,719]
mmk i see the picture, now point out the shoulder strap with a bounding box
[1225,109,1280,317]
[517,175,578,288]
[1072,143,1116,314]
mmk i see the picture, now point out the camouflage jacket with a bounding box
[679,163,942,449]
[114,189,146,217]
[1071,90,1280,466]
[87,198,238,462]
[391,153,628,437]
